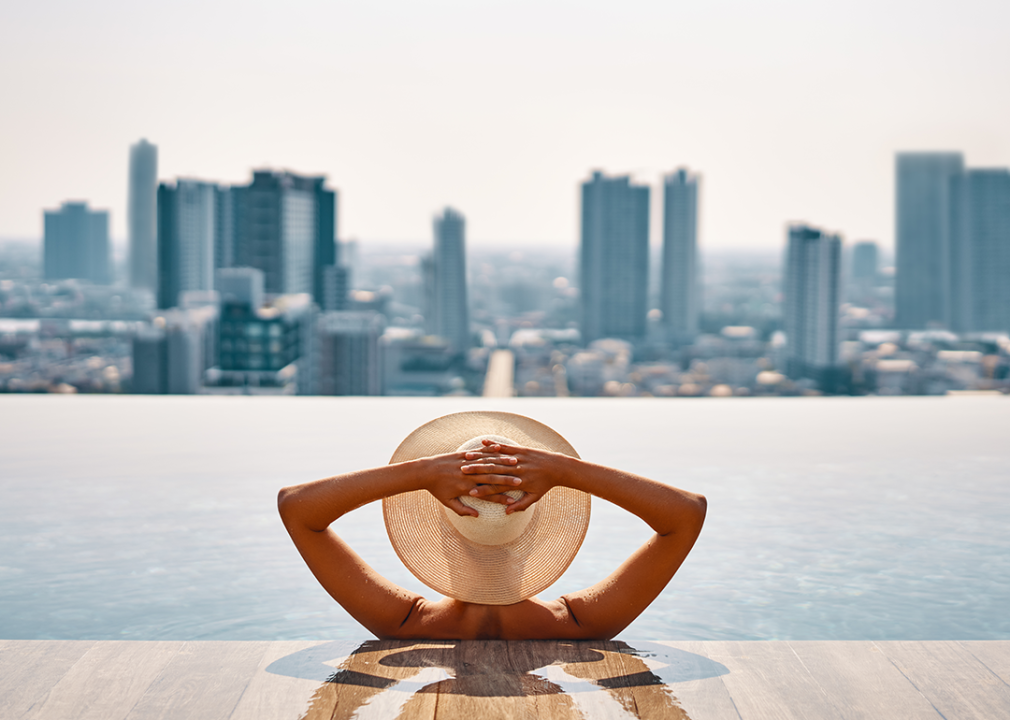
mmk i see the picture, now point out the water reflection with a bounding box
[267,639,728,719]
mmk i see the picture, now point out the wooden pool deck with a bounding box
[2,639,1009,719]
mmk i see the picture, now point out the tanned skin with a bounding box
[278,440,706,641]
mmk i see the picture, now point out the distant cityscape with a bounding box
[0,140,1008,397]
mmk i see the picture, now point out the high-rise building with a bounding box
[213,266,314,392]
[950,169,1010,332]
[157,180,217,309]
[128,139,158,293]
[851,241,879,284]
[579,171,649,344]
[783,224,842,388]
[218,295,310,374]
[214,186,236,273]
[661,168,699,342]
[232,170,338,306]
[315,311,385,395]
[849,240,879,303]
[43,201,110,284]
[321,264,349,311]
[429,208,470,354]
[895,152,964,329]
[313,180,338,309]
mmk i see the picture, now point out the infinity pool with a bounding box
[1,395,1007,641]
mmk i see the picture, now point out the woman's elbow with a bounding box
[277,486,297,523]
[691,493,708,531]
[670,493,706,537]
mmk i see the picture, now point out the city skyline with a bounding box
[2,1,1008,250]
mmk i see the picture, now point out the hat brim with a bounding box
[383,411,591,605]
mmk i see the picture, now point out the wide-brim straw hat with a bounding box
[383,411,591,605]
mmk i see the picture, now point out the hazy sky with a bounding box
[2,0,1008,251]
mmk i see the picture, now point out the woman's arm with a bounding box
[463,441,707,639]
[277,453,515,638]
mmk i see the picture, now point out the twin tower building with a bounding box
[580,169,699,346]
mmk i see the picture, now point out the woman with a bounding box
[278,411,706,640]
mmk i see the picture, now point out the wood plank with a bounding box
[303,640,443,720]
[699,641,845,720]
[127,641,269,720]
[787,641,940,719]
[650,641,741,720]
[283,639,391,720]
[960,641,1010,685]
[876,640,1010,720]
[428,640,537,720]
[6,640,1010,720]
[498,639,695,719]
[575,640,673,719]
[228,640,336,720]
[0,640,96,719]
[508,641,583,719]
[21,641,183,720]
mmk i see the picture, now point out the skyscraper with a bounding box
[579,171,649,344]
[784,224,841,388]
[429,208,470,354]
[313,179,338,309]
[895,152,964,329]
[128,139,158,293]
[950,169,1010,332]
[851,241,879,284]
[214,185,236,273]
[232,170,338,305]
[849,240,879,302]
[661,168,699,343]
[157,180,217,309]
[43,201,110,284]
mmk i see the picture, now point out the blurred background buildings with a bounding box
[428,208,470,357]
[128,139,158,297]
[43,202,110,286]
[0,141,1008,397]
[783,224,841,390]
[661,169,700,346]
[580,172,650,345]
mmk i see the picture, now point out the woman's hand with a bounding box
[417,452,520,517]
[461,440,571,514]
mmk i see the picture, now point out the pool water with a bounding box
[1,394,1007,641]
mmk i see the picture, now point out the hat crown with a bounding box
[444,435,535,546]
